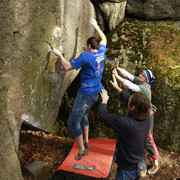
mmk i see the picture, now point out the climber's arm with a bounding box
[53,49,74,71]
[90,18,107,46]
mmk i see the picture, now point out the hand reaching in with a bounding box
[110,74,118,89]
[100,89,109,104]
[112,68,119,78]
[53,49,63,57]
[110,74,122,93]
[90,18,98,28]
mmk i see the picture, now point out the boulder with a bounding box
[0,112,23,180]
[126,0,180,20]
[0,0,95,178]
[91,0,127,31]
[0,0,95,153]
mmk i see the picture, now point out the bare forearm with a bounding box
[115,86,122,94]
[53,49,74,71]
[90,18,107,45]
[110,73,122,94]
[57,54,73,71]
[117,67,123,74]
[95,25,107,45]
[116,75,125,84]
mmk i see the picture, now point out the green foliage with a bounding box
[51,119,70,137]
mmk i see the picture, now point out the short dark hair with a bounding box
[128,92,150,121]
[87,36,99,50]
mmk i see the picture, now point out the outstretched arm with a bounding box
[112,69,125,84]
[123,80,140,92]
[99,89,122,133]
[110,74,123,93]
[90,18,107,46]
[53,49,74,71]
[114,58,134,81]
[119,91,130,106]
[114,58,123,73]
[112,69,140,92]
[110,74,130,105]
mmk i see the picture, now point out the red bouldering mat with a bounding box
[51,139,116,180]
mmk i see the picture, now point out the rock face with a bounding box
[126,0,180,20]
[0,0,24,178]
[91,0,127,31]
[0,0,96,153]
[0,0,93,179]
[0,0,126,179]
[0,103,23,180]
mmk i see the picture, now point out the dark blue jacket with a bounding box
[98,91,150,169]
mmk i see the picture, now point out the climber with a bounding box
[53,18,107,160]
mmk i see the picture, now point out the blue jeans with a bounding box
[67,92,99,138]
[116,166,137,180]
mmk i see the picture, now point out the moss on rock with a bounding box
[105,18,180,152]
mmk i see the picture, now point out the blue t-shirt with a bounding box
[70,44,106,95]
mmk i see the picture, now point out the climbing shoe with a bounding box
[75,150,88,161]
[148,163,159,175]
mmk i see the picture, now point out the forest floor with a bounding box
[19,131,180,180]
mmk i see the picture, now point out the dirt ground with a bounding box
[19,131,180,180]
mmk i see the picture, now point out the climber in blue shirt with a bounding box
[53,18,107,160]
[70,42,106,96]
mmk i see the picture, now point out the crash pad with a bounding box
[53,139,116,179]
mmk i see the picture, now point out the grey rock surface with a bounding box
[126,0,180,20]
